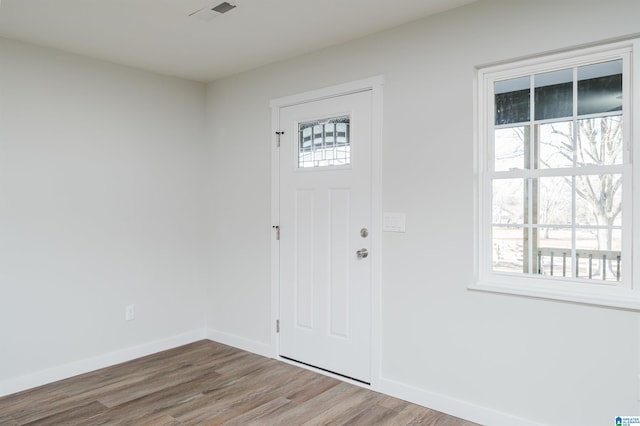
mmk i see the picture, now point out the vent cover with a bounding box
[212,2,236,14]
[189,1,237,21]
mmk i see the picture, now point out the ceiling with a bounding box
[0,0,476,82]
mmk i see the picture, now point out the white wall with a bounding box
[1,0,639,424]
[205,0,640,425]
[0,38,208,389]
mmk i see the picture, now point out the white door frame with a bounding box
[270,76,383,388]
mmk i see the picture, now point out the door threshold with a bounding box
[279,355,371,386]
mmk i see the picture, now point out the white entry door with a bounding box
[278,90,372,383]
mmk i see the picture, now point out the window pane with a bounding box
[534,69,573,120]
[493,179,524,224]
[537,227,572,278]
[577,116,623,166]
[538,122,573,169]
[575,174,622,226]
[611,229,621,252]
[493,226,524,274]
[298,116,350,168]
[578,60,622,116]
[537,177,572,225]
[576,228,621,251]
[576,229,622,281]
[494,126,528,171]
[495,77,530,125]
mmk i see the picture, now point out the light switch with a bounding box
[383,212,406,232]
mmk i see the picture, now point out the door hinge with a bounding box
[275,131,284,147]
[276,319,280,333]
[272,225,280,240]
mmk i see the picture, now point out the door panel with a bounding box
[328,188,350,339]
[279,90,372,383]
[295,189,315,329]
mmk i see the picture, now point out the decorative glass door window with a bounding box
[298,115,350,168]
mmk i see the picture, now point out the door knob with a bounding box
[356,248,369,259]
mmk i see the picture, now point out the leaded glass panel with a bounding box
[298,116,350,168]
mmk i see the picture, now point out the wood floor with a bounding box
[0,340,480,425]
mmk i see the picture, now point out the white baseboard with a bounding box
[206,328,273,358]
[378,377,543,426]
[0,328,207,397]
[1,329,540,426]
[203,331,539,425]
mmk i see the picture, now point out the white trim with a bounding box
[479,42,632,83]
[270,75,384,387]
[277,355,373,390]
[369,77,384,390]
[1,327,546,426]
[470,280,640,311]
[206,328,273,358]
[270,94,281,361]
[0,328,206,397]
[270,76,385,108]
[378,378,544,426]
[632,38,640,413]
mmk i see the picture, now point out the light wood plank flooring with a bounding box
[0,340,481,425]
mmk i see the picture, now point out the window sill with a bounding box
[469,279,640,311]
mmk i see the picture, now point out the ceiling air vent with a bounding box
[189,2,237,21]
[212,2,236,14]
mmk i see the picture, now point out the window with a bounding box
[298,115,350,168]
[473,40,640,310]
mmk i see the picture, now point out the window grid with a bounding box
[488,55,628,284]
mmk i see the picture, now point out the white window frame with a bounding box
[471,38,640,310]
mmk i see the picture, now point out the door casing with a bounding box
[270,76,383,388]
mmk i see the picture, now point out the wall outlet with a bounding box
[125,305,135,322]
